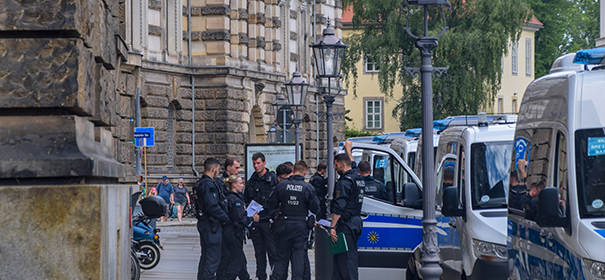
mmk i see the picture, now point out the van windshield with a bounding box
[575,128,605,218]
[470,142,512,209]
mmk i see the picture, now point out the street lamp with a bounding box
[310,19,348,202]
[271,94,291,143]
[285,69,309,162]
[403,1,450,280]
[268,124,277,143]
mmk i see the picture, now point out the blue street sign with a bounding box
[134,127,155,147]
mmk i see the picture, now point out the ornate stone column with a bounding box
[0,0,130,278]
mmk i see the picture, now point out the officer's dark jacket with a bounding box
[224,189,253,229]
[244,168,277,219]
[309,172,328,200]
[197,174,229,223]
[215,172,229,192]
[268,174,321,218]
[362,175,389,201]
[332,168,365,222]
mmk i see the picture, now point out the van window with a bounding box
[436,157,456,207]
[458,146,466,206]
[508,129,552,219]
[575,128,605,218]
[470,142,512,209]
[554,131,569,222]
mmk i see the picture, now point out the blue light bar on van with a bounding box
[573,48,605,65]
[373,134,388,144]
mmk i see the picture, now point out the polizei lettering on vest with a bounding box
[286,184,303,192]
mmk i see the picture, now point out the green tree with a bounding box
[527,0,600,78]
[342,0,530,130]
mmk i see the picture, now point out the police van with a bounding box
[507,48,605,280]
[341,142,424,279]
[406,119,516,280]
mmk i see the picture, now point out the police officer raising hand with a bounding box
[195,158,229,280]
[268,160,320,280]
[330,140,365,280]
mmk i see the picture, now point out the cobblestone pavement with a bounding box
[140,218,315,280]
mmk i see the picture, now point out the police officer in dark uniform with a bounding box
[268,160,320,280]
[329,140,365,280]
[358,161,389,201]
[244,152,278,280]
[216,157,241,192]
[309,163,328,219]
[195,158,230,280]
[217,175,259,280]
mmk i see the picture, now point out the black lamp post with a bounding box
[310,20,348,202]
[310,20,348,280]
[285,69,309,162]
[271,94,290,143]
[403,1,450,280]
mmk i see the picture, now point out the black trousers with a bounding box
[332,216,363,280]
[197,219,223,280]
[249,220,276,280]
[271,221,308,280]
[217,226,250,280]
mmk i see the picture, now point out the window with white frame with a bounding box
[365,99,382,129]
[525,38,532,76]
[498,97,504,114]
[365,56,380,73]
[512,98,518,114]
[512,41,518,75]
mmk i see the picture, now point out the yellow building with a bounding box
[341,9,542,133]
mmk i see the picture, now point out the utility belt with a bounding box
[282,215,308,221]
[340,210,361,223]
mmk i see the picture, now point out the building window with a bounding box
[525,38,532,76]
[365,56,380,73]
[365,99,382,129]
[512,97,518,114]
[512,40,518,75]
[498,97,504,114]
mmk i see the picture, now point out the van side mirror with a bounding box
[404,183,423,209]
[536,187,568,227]
[442,186,465,217]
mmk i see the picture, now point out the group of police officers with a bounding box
[192,140,386,280]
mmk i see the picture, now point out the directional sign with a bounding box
[134,127,155,147]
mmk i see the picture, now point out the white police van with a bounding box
[343,143,425,279]
[406,119,516,280]
[507,48,605,280]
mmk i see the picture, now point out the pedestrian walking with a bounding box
[268,160,320,280]
[217,175,259,280]
[309,163,328,220]
[329,140,365,280]
[244,152,278,280]
[216,157,241,192]
[194,158,230,280]
[174,178,191,222]
[157,175,174,222]
[358,161,389,201]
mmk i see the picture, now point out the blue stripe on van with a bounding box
[596,229,605,239]
[357,213,423,250]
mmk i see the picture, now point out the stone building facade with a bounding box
[116,0,347,181]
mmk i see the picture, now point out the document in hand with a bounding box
[326,232,348,255]
[247,200,264,217]
[316,219,331,227]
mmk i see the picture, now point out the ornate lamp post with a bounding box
[285,69,310,162]
[271,94,291,143]
[268,124,277,143]
[310,20,348,201]
[403,1,450,279]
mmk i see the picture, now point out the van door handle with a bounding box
[360,211,369,219]
[448,221,456,228]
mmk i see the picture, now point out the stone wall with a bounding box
[0,0,131,278]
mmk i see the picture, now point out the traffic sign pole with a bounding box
[144,147,148,196]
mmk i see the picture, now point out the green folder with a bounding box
[327,232,348,255]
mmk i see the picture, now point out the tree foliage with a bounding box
[527,0,600,78]
[341,0,530,131]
